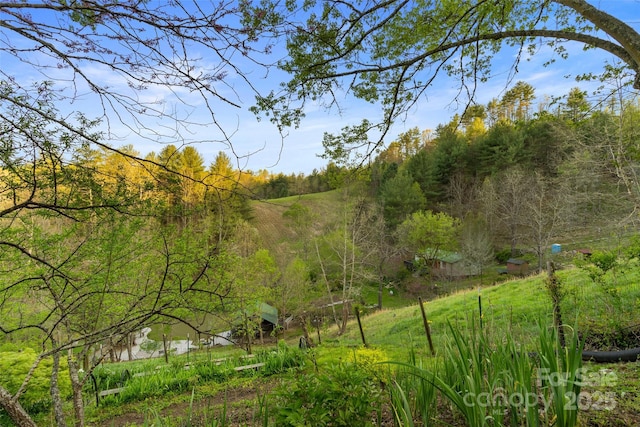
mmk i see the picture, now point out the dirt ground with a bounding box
[91,374,404,427]
[93,378,276,427]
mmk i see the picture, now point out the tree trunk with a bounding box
[300,315,313,345]
[243,313,252,354]
[108,337,115,363]
[67,350,85,427]
[339,301,350,335]
[50,350,67,427]
[0,386,37,427]
[546,261,566,348]
[314,241,340,326]
[126,333,133,361]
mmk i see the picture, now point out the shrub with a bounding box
[0,348,71,415]
[258,340,306,376]
[495,248,511,263]
[273,362,383,426]
[349,346,389,382]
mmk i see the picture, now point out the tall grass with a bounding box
[90,341,306,407]
[390,347,438,426]
[391,321,584,426]
[537,325,583,427]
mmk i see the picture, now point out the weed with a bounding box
[272,362,384,426]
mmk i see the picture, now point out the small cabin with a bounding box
[422,250,479,278]
[506,258,529,275]
[233,302,279,339]
[577,248,592,258]
[255,302,278,334]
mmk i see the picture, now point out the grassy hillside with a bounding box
[86,263,640,426]
[249,189,348,264]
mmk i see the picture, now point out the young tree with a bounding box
[396,210,460,282]
[278,256,319,329]
[459,215,495,285]
[1,4,278,423]
[562,87,592,122]
[0,86,237,426]
[480,168,533,256]
[522,173,569,271]
[313,195,380,334]
[229,248,279,352]
[205,153,252,246]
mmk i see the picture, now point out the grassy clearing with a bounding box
[249,190,346,260]
[332,264,640,350]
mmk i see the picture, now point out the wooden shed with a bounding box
[506,258,529,275]
[255,302,278,333]
[426,250,479,278]
[234,302,279,338]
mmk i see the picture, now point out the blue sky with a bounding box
[238,0,640,174]
[1,1,639,175]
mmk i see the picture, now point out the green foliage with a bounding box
[495,248,512,263]
[0,349,71,415]
[623,235,640,260]
[379,169,425,228]
[391,322,584,427]
[348,346,389,382]
[538,324,584,427]
[396,210,460,257]
[91,344,305,408]
[404,149,438,199]
[273,362,383,427]
[590,250,618,275]
[430,126,469,194]
[257,340,307,376]
[390,347,438,427]
[274,0,639,167]
[475,121,527,176]
[575,249,620,298]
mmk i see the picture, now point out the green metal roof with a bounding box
[422,249,463,263]
[258,302,278,325]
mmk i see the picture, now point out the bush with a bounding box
[273,362,383,426]
[349,347,389,382]
[258,340,306,376]
[0,349,71,415]
[495,248,511,263]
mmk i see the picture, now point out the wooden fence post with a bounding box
[478,288,483,330]
[419,297,435,355]
[162,334,169,364]
[354,306,367,348]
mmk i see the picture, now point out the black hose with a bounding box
[581,347,640,363]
